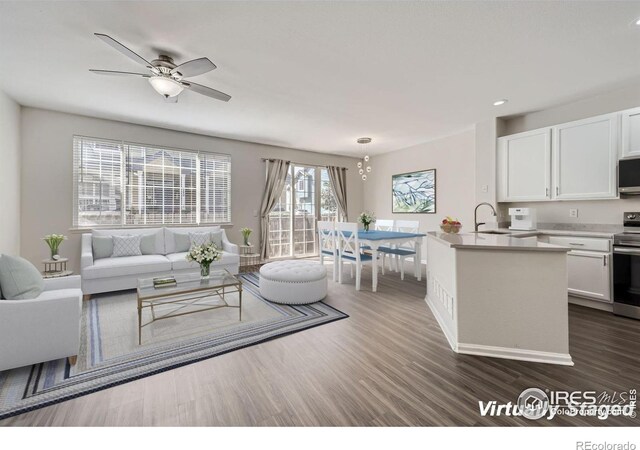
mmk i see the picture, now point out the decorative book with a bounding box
[153,276,177,288]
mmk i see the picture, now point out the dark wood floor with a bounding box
[2,264,639,426]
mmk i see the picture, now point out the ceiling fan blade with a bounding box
[90,69,150,78]
[94,33,153,69]
[171,57,217,78]
[181,81,231,102]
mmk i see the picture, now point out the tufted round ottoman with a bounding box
[259,260,328,304]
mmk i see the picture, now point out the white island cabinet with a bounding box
[426,232,573,366]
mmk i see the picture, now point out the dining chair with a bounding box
[317,221,337,281]
[374,219,395,273]
[377,220,420,280]
[336,222,375,291]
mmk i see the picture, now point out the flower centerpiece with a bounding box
[358,211,376,232]
[43,234,67,260]
[186,242,222,279]
[240,227,253,246]
[440,217,462,234]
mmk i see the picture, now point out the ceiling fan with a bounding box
[89,33,231,103]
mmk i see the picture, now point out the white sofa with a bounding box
[0,275,82,372]
[81,226,239,296]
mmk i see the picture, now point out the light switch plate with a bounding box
[481,184,488,193]
[569,208,578,218]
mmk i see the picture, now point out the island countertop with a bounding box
[427,231,570,252]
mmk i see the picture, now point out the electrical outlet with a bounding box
[569,208,578,218]
[481,184,488,193]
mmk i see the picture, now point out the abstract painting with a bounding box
[392,169,436,214]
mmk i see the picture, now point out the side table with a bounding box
[42,258,73,278]
[239,245,262,273]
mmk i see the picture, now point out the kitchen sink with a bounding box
[476,230,512,235]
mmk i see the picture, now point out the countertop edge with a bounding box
[427,232,570,252]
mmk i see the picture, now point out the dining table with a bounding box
[353,229,426,292]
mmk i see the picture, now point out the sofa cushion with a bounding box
[211,230,223,249]
[112,235,143,257]
[82,255,172,280]
[93,228,165,255]
[92,235,113,259]
[189,231,212,248]
[140,233,160,255]
[167,251,239,271]
[0,255,44,300]
[165,226,221,254]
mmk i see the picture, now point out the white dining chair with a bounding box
[336,222,376,291]
[377,220,420,280]
[374,219,395,273]
[317,221,337,281]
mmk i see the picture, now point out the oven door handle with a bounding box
[613,246,640,255]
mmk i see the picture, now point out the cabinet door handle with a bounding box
[603,255,607,267]
[569,243,585,246]
[546,188,549,197]
[556,186,559,196]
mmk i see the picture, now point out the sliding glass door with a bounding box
[268,166,338,259]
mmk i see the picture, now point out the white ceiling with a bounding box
[1,1,639,156]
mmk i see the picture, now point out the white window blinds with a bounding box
[72,136,231,227]
[72,136,123,227]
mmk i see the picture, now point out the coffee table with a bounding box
[136,270,242,345]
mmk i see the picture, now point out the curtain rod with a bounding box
[261,158,348,170]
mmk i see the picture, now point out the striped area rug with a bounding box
[0,273,347,420]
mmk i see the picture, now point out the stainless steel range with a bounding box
[612,212,640,319]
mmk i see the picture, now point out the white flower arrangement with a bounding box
[43,233,67,258]
[186,242,222,267]
[358,211,376,230]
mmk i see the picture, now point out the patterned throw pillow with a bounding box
[189,232,211,249]
[112,235,142,257]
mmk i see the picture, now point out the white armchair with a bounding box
[0,275,82,372]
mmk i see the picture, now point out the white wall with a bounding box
[500,82,640,225]
[20,108,364,272]
[364,130,476,259]
[0,90,21,255]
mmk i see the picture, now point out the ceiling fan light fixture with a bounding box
[148,76,184,98]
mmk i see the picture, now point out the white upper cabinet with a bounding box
[621,106,640,158]
[497,128,551,202]
[552,113,619,200]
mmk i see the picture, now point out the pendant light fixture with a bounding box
[356,137,372,181]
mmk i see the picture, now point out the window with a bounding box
[268,166,339,259]
[73,136,231,228]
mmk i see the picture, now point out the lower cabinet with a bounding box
[566,250,612,303]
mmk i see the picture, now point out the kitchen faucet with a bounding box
[474,202,497,232]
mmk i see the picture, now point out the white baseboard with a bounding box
[424,295,457,352]
[456,342,574,366]
[568,295,613,312]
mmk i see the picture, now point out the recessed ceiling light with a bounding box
[636,17,640,26]
[493,99,508,106]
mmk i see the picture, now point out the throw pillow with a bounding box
[0,255,44,300]
[173,232,191,253]
[112,235,142,257]
[140,233,157,255]
[189,231,212,249]
[210,230,223,249]
[92,236,114,259]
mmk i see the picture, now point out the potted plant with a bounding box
[240,227,253,246]
[358,211,376,232]
[43,234,67,260]
[186,242,222,279]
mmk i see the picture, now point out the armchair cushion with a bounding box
[0,255,44,300]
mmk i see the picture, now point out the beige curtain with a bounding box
[260,159,291,260]
[327,166,348,221]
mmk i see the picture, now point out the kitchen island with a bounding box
[426,231,573,365]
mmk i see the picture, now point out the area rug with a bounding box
[0,273,347,420]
